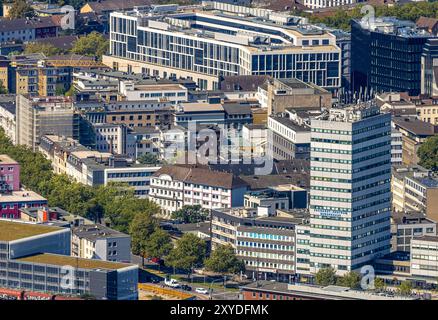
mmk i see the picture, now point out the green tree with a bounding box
[398,281,413,296]
[417,135,438,171]
[129,213,157,266]
[0,128,161,236]
[315,267,337,286]
[374,277,386,291]
[65,86,76,97]
[145,228,173,260]
[8,0,35,19]
[204,244,245,275]
[137,153,161,165]
[171,205,208,224]
[336,271,361,289]
[0,80,7,94]
[71,32,109,59]
[55,86,67,96]
[165,233,207,275]
[24,42,64,56]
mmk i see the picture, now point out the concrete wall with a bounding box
[9,228,71,259]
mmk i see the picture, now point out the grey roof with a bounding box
[243,123,267,130]
[32,35,78,51]
[392,116,437,136]
[240,173,310,191]
[208,159,310,176]
[85,0,152,13]
[269,115,310,132]
[222,103,252,115]
[0,93,17,104]
[219,75,271,92]
[173,222,210,235]
[391,211,436,224]
[413,176,438,188]
[131,126,160,134]
[153,165,249,189]
[19,206,70,219]
[72,224,129,242]
[0,102,16,115]
[0,16,60,33]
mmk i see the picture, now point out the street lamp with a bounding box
[209,276,227,300]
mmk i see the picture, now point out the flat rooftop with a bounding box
[0,190,47,203]
[114,10,338,53]
[411,176,438,188]
[242,281,416,300]
[392,116,437,136]
[0,220,62,242]
[269,115,310,132]
[177,103,224,113]
[131,84,184,92]
[72,224,128,242]
[16,253,133,270]
[0,155,18,165]
[70,150,113,160]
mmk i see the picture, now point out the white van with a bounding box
[164,278,180,288]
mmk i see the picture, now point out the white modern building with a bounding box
[149,165,248,216]
[93,123,136,158]
[391,129,403,166]
[0,101,16,144]
[71,224,132,263]
[268,110,311,160]
[306,103,392,275]
[411,236,438,280]
[105,5,341,90]
[104,165,161,198]
[119,80,188,104]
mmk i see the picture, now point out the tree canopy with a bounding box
[8,0,35,19]
[315,267,337,286]
[71,32,109,59]
[137,153,161,165]
[398,281,413,296]
[165,233,207,273]
[374,277,386,291]
[171,205,209,224]
[336,271,361,289]
[0,80,7,94]
[204,244,245,275]
[129,213,158,258]
[0,129,160,233]
[145,228,173,260]
[417,135,438,171]
[24,43,65,56]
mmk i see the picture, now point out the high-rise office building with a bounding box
[105,6,341,90]
[16,95,79,150]
[307,102,392,275]
[421,38,438,96]
[351,18,433,96]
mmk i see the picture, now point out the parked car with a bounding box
[164,279,180,288]
[195,288,209,295]
[180,284,192,291]
[151,257,164,265]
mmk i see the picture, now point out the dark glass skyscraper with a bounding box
[351,18,433,96]
[421,38,438,96]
